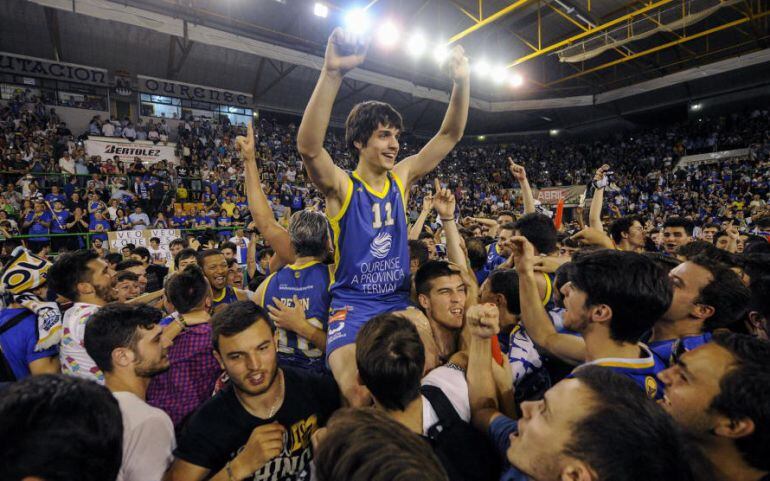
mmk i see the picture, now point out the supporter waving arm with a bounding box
[409,193,432,240]
[467,303,508,430]
[589,164,610,230]
[394,47,470,188]
[237,122,295,265]
[509,158,535,215]
[297,29,363,205]
[511,236,586,363]
[433,179,467,271]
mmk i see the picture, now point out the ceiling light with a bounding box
[509,73,524,88]
[377,21,400,48]
[407,32,427,58]
[313,2,328,18]
[345,8,370,35]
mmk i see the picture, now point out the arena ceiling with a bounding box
[2,0,770,135]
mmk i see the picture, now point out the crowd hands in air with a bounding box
[1,26,770,481]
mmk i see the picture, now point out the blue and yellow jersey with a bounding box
[648,332,712,367]
[575,344,666,400]
[212,286,238,312]
[328,171,411,317]
[485,241,507,273]
[259,260,331,362]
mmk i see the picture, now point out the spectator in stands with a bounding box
[131,246,168,292]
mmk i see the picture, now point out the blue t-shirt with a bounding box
[89,219,111,241]
[24,211,52,241]
[0,308,59,380]
[44,193,67,204]
[488,416,530,481]
[50,209,71,234]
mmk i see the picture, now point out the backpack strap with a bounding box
[0,310,33,336]
[421,385,462,439]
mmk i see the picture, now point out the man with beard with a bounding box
[84,303,175,481]
[658,333,770,481]
[168,301,340,481]
[646,255,750,366]
[49,249,116,384]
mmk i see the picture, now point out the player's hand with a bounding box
[532,255,568,273]
[432,178,456,219]
[231,423,285,476]
[510,236,537,274]
[324,28,369,77]
[571,227,614,249]
[268,295,308,336]
[236,122,257,164]
[466,303,500,339]
[726,221,740,240]
[443,45,470,83]
[508,157,527,183]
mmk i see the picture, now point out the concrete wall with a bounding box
[51,105,109,135]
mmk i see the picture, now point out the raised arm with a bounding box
[433,179,467,271]
[409,193,432,240]
[468,216,500,238]
[511,236,586,363]
[509,158,535,215]
[297,28,363,201]
[589,164,610,230]
[394,47,470,188]
[237,122,295,265]
[466,303,505,431]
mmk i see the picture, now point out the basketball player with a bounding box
[254,210,332,374]
[197,249,251,313]
[297,28,470,404]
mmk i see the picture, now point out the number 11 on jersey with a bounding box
[372,202,394,229]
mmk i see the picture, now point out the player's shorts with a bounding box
[326,296,412,358]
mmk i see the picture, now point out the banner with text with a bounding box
[85,136,178,164]
[0,52,108,86]
[138,75,253,108]
[535,185,587,207]
[107,229,180,262]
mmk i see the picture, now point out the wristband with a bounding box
[440,217,455,222]
[175,316,188,330]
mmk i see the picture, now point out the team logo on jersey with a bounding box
[370,231,392,259]
[645,376,658,399]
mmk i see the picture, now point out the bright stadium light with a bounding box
[550,129,559,136]
[407,32,427,58]
[691,103,702,111]
[345,8,370,34]
[377,21,400,48]
[313,2,328,18]
[492,65,507,84]
[433,44,449,64]
[509,73,524,88]
[474,59,491,78]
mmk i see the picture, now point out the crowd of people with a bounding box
[1,28,770,481]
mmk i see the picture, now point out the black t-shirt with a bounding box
[175,367,339,480]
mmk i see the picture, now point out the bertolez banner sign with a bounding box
[85,136,178,164]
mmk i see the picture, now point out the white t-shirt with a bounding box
[421,364,470,435]
[60,302,104,383]
[102,122,115,136]
[59,157,76,174]
[114,391,175,481]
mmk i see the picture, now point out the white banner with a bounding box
[107,229,180,263]
[85,136,178,164]
[675,148,750,170]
